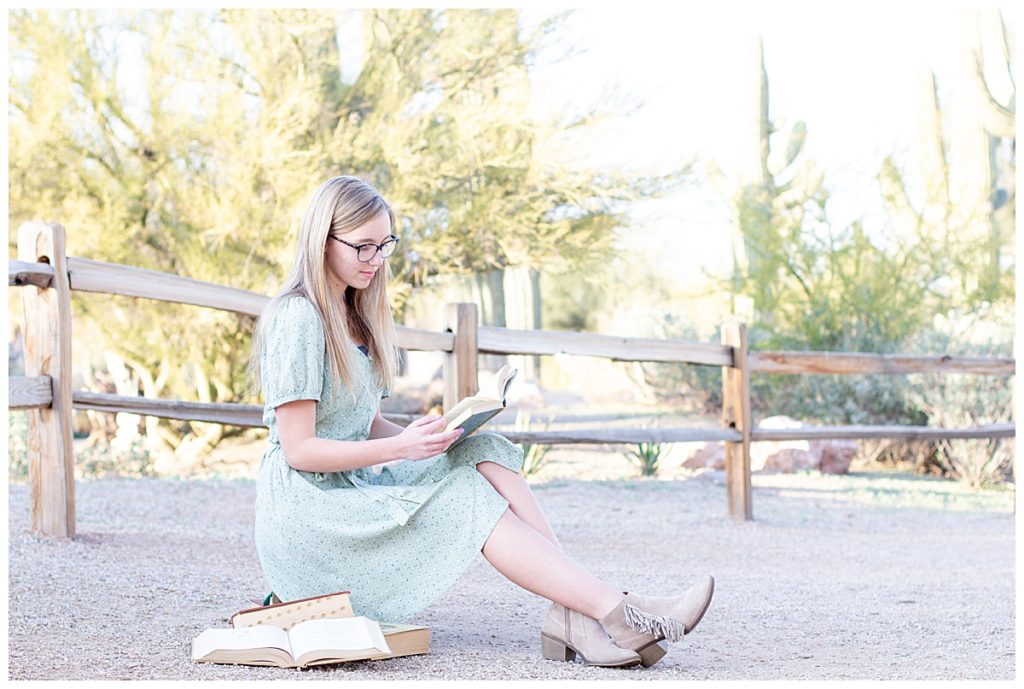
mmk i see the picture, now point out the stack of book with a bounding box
[192,591,429,669]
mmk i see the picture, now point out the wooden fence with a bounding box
[8,222,1016,537]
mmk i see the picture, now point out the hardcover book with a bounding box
[442,364,517,450]
[195,591,430,668]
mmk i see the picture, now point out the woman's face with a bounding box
[325,209,392,293]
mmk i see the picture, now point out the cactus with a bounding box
[883,8,1014,307]
[730,34,810,325]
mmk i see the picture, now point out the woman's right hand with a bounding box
[391,415,463,460]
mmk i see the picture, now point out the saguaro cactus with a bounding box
[731,34,811,325]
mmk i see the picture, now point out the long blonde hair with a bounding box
[247,176,400,400]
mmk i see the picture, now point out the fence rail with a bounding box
[477,325,733,366]
[8,221,1016,537]
[748,351,1014,376]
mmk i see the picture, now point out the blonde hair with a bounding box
[247,176,400,401]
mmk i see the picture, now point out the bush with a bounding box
[514,411,553,479]
[8,412,157,481]
[9,411,29,482]
[640,313,926,426]
[638,314,722,414]
[75,437,158,479]
[624,441,666,477]
[903,333,1013,487]
[750,372,927,426]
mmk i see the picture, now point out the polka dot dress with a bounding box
[254,296,524,623]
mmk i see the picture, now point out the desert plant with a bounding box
[514,410,553,479]
[853,437,941,475]
[906,371,1013,487]
[638,314,722,414]
[74,436,158,480]
[625,441,666,477]
[751,371,927,427]
[901,331,1013,486]
[8,411,29,483]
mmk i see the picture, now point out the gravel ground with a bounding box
[6,469,1016,680]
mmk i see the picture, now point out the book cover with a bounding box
[231,590,354,630]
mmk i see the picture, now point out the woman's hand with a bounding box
[391,415,463,460]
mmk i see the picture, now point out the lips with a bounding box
[359,271,376,278]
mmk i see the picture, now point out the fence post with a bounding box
[443,303,479,412]
[17,222,75,538]
[722,322,752,521]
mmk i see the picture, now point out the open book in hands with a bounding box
[439,364,517,451]
[192,616,391,668]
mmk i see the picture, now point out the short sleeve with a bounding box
[260,297,325,409]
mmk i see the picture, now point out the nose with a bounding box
[367,249,385,267]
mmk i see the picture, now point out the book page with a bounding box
[288,617,391,664]
[442,366,517,434]
[442,395,479,427]
[379,621,428,634]
[192,625,292,661]
[496,365,517,401]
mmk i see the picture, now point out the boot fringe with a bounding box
[623,601,685,643]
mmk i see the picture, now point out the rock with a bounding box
[762,447,822,473]
[680,419,858,475]
[682,442,726,470]
[813,439,858,474]
[752,415,811,471]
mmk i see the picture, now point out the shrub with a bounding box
[8,411,29,482]
[514,411,553,479]
[624,441,666,477]
[638,314,722,414]
[903,333,1013,487]
[75,437,158,479]
[8,412,157,482]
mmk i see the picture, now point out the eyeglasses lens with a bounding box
[358,240,397,262]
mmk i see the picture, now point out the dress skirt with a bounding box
[255,431,525,623]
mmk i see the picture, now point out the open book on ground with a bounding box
[193,616,394,668]
[441,364,517,450]
[202,590,429,667]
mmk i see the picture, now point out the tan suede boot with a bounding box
[541,602,642,668]
[599,576,715,645]
[603,594,669,667]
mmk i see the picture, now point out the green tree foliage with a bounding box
[9,9,683,468]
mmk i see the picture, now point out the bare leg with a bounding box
[480,505,625,620]
[476,460,562,549]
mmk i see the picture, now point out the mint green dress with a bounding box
[254,296,524,623]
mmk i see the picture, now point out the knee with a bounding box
[475,459,509,476]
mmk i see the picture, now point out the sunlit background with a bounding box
[6,5,1016,486]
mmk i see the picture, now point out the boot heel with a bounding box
[637,639,668,667]
[541,633,576,662]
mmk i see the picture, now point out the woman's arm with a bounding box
[275,399,461,473]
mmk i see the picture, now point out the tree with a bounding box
[9,8,685,471]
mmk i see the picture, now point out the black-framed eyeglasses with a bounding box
[329,234,400,263]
